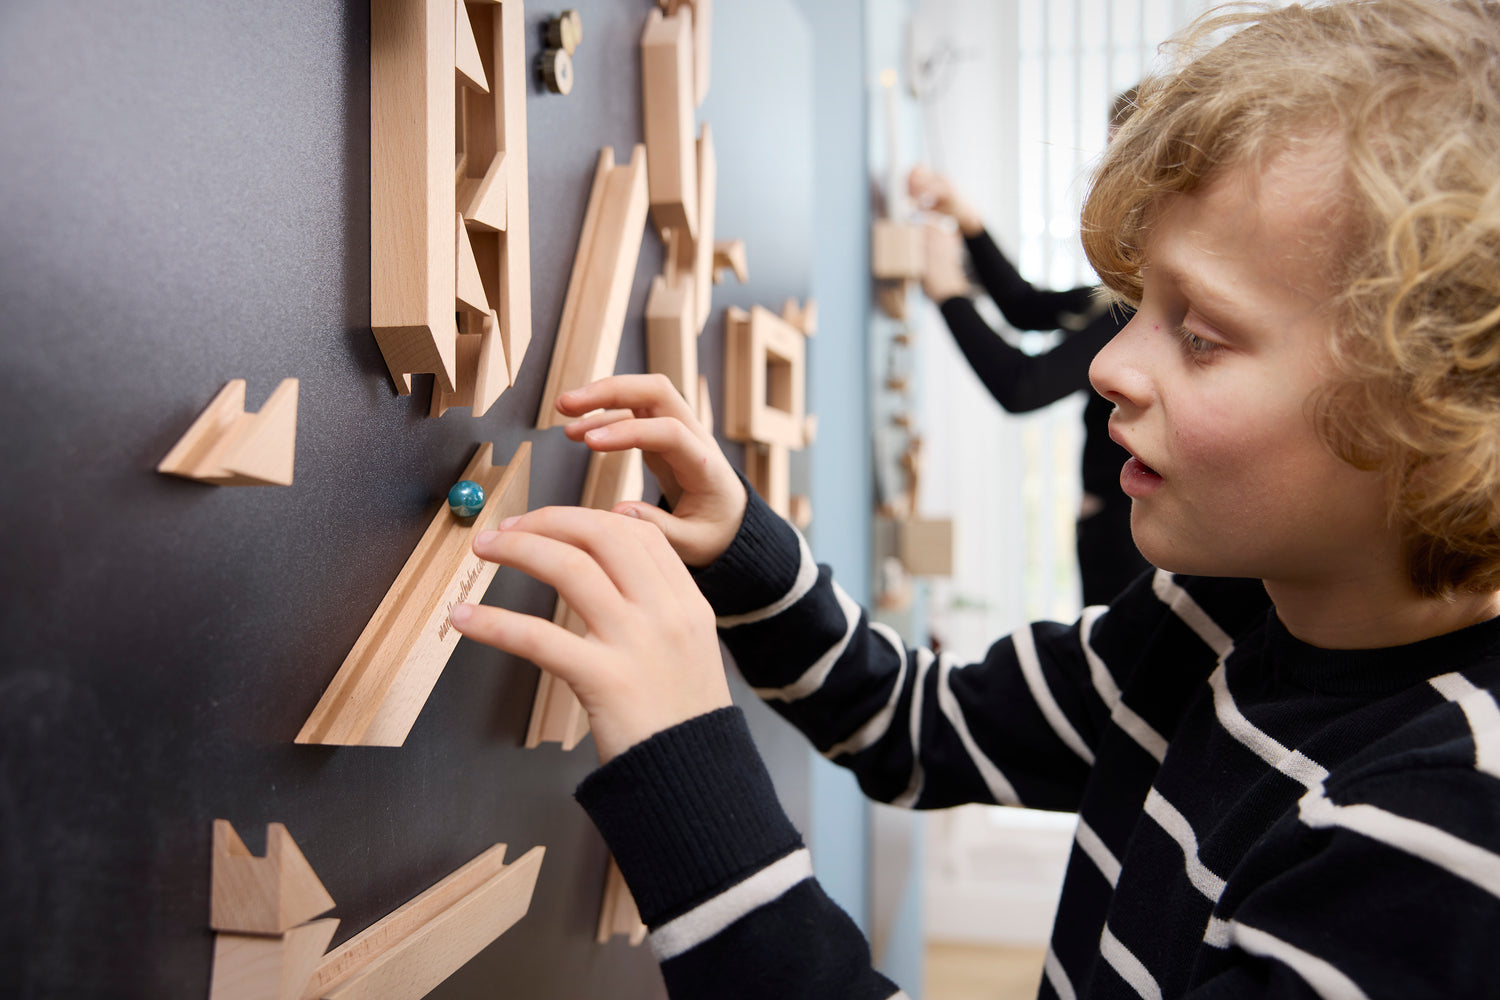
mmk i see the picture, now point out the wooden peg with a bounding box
[212,821,335,935]
[158,379,298,487]
[535,145,649,429]
[526,449,643,750]
[711,238,747,285]
[641,8,697,239]
[595,856,647,946]
[297,442,531,747]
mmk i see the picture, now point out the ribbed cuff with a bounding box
[575,707,804,927]
[689,483,804,618]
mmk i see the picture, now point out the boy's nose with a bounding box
[1089,313,1152,410]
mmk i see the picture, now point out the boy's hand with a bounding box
[556,374,747,568]
[452,506,732,764]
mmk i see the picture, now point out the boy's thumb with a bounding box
[613,501,705,564]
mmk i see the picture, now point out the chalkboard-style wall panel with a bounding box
[0,1,815,997]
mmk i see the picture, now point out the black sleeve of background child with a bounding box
[937,297,1125,413]
[963,228,1097,328]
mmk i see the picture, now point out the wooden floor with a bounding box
[924,942,1047,1000]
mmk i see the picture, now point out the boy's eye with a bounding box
[1177,325,1221,360]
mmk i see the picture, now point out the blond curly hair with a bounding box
[1082,0,1500,597]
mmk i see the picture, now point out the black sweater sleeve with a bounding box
[937,298,1124,413]
[963,228,1097,329]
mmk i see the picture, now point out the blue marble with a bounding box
[447,479,486,518]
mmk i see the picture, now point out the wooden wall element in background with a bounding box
[296,442,532,747]
[526,448,644,750]
[640,8,697,240]
[435,0,533,418]
[370,0,458,398]
[712,238,747,285]
[723,305,808,449]
[158,379,299,487]
[208,822,545,1000]
[656,0,712,108]
[644,273,697,414]
[595,856,647,947]
[534,145,650,429]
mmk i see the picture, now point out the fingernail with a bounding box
[451,603,473,626]
[476,530,498,547]
[499,515,521,530]
[620,504,640,518]
[585,427,608,442]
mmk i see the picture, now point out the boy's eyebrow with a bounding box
[1154,258,1247,321]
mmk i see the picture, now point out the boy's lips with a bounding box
[1110,426,1164,496]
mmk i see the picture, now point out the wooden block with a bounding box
[872,219,926,280]
[458,151,506,233]
[641,9,697,239]
[212,821,336,935]
[210,920,340,1000]
[657,0,711,106]
[899,517,954,577]
[535,145,650,429]
[371,0,458,395]
[527,449,643,750]
[696,374,713,432]
[157,379,298,487]
[455,213,490,314]
[645,274,697,414]
[744,441,790,519]
[454,0,489,93]
[296,442,531,747]
[430,309,510,419]
[722,306,807,448]
[789,494,812,530]
[595,856,647,947]
[688,124,717,333]
[307,844,545,1000]
[711,238,747,285]
[781,297,817,337]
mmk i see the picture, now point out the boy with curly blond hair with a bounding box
[454,2,1500,996]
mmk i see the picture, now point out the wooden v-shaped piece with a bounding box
[158,379,298,487]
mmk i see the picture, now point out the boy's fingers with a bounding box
[561,407,636,442]
[481,506,671,606]
[474,519,632,622]
[450,603,596,687]
[583,416,730,490]
[557,374,697,425]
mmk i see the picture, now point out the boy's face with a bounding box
[1089,148,1401,587]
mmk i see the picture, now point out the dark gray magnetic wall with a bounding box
[0,2,817,997]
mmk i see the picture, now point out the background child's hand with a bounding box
[908,165,982,235]
[556,374,747,568]
[452,506,732,764]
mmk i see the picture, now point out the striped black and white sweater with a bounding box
[577,489,1500,999]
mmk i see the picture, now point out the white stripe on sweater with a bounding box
[715,532,818,629]
[1081,606,1168,763]
[1228,921,1370,999]
[1015,623,1094,765]
[1152,571,1234,657]
[890,649,933,808]
[1209,665,1330,790]
[751,582,861,702]
[936,654,1021,806]
[1143,788,1227,901]
[1075,817,1122,887]
[650,849,815,961]
[823,622,908,760]
[1429,672,1500,779]
[1299,785,1500,899]
[1100,925,1163,1000]
[1043,946,1079,1000]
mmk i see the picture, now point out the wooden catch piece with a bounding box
[526,449,644,750]
[656,0,712,107]
[208,821,544,1000]
[595,855,647,947]
[535,145,650,429]
[297,442,531,747]
[158,379,299,487]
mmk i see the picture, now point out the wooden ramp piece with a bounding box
[370,0,458,395]
[305,844,546,1000]
[297,442,531,747]
[535,145,650,429]
[157,379,298,487]
[596,855,647,946]
[526,449,644,749]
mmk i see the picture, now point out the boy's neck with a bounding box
[1265,576,1500,650]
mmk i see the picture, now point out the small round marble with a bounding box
[448,479,486,518]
